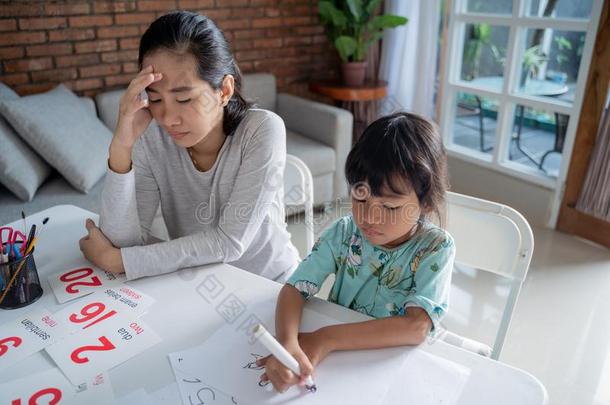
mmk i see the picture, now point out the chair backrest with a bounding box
[444,191,534,359]
[241,73,277,112]
[284,154,314,252]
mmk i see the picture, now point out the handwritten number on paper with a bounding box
[188,387,216,405]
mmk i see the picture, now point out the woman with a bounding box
[79,11,300,282]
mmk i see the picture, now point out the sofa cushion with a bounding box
[241,73,276,112]
[0,84,112,193]
[286,130,335,177]
[0,82,52,201]
[95,88,124,131]
[0,172,105,225]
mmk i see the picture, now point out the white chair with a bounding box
[439,191,534,360]
[284,154,315,252]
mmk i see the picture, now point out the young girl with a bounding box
[258,112,455,392]
[79,11,300,281]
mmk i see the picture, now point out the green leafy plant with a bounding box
[523,44,548,79]
[318,0,408,62]
[553,35,572,67]
[462,23,504,80]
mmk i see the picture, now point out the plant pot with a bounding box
[341,61,368,87]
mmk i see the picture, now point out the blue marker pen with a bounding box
[12,244,22,260]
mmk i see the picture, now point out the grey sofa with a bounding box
[0,97,103,225]
[0,73,352,224]
[242,74,352,204]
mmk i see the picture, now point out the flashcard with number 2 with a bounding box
[48,266,126,303]
[45,314,161,385]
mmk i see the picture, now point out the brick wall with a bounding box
[0,0,338,98]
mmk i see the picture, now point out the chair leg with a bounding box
[476,96,492,153]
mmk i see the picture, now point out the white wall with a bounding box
[447,156,555,228]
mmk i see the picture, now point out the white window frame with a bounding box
[439,0,603,225]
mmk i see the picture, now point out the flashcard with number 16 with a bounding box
[52,285,155,334]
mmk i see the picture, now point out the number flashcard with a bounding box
[0,308,71,371]
[45,314,161,385]
[73,372,115,404]
[0,369,114,405]
[48,267,126,304]
[0,367,77,405]
[52,285,155,334]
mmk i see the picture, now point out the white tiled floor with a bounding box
[287,200,610,405]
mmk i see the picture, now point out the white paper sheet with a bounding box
[170,353,239,405]
[45,314,161,385]
[48,266,126,304]
[0,307,71,371]
[113,388,151,405]
[171,300,410,405]
[381,348,471,404]
[149,382,182,405]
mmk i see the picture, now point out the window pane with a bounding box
[527,0,592,19]
[515,29,586,104]
[461,24,509,89]
[453,92,500,154]
[466,0,512,15]
[508,104,568,178]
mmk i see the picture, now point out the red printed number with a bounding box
[70,336,116,364]
[60,268,102,294]
[69,302,117,330]
[0,336,22,356]
[11,387,62,405]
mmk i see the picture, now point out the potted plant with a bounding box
[462,23,504,81]
[318,0,408,87]
[521,44,548,88]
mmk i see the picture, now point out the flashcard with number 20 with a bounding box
[48,266,126,303]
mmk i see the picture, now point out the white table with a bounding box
[0,205,548,404]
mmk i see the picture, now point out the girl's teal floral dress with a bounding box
[287,215,455,333]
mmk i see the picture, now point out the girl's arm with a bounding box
[258,284,314,392]
[259,292,431,393]
[309,306,431,354]
[275,284,306,345]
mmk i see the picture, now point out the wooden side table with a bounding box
[309,80,388,143]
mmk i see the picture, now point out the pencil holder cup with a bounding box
[0,242,43,309]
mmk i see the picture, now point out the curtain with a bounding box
[575,93,610,220]
[378,0,441,119]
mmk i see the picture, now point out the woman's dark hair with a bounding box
[138,11,251,136]
[345,112,449,225]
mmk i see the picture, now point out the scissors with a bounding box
[0,226,27,255]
